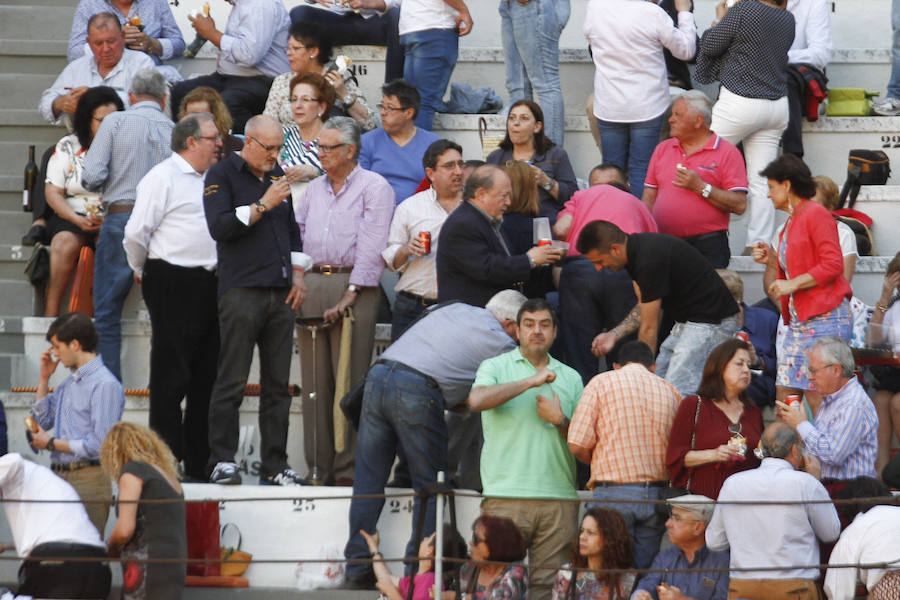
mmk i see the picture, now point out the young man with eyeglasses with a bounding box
[359,79,440,203]
[123,113,223,481]
[203,114,310,486]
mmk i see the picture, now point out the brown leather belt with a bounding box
[310,264,353,275]
[107,204,134,215]
[52,459,101,472]
[398,290,439,306]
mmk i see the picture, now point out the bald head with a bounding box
[464,165,511,220]
[242,114,284,176]
[762,422,800,460]
[244,114,282,139]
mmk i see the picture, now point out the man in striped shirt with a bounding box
[567,340,682,569]
[776,336,878,484]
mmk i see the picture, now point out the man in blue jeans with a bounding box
[399,0,473,130]
[499,0,570,145]
[343,290,524,588]
[874,0,900,115]
[82,68,173,381]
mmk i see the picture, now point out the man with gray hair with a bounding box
[437,164,563,307]
[777,336,878,482]
[294,116,395,487]
[203,114,308,486]
[707,422,840,599]
[343,289,526,588]
[82,67,173,381]
[39,12,154,125]
[123,113,222,481]
[643,91,748,268]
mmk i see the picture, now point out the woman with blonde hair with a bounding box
[178,86,244,158]
[101,422,186,599]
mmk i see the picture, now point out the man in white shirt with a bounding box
[706,422,840,599]
[783,0,832,156]
[123,113,222,482]
[382,139,463,341]
[0,453,110,598]
[39,12,154,126]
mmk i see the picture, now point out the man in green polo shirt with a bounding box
[469,297,583,600]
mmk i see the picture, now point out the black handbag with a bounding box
[24,242,49,286]
[839,149,891,209]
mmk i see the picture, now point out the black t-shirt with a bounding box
[626,233,738,324]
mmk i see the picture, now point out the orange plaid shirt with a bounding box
[568,363,682,488]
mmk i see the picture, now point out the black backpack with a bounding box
[838,149,891,209]
[834,215,874,256]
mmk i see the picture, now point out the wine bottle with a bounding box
[23,144,37,212]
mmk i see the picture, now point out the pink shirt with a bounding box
[644,134,748,238]
[398,572,435,600]
[559,185,658,256]
[296,165,395,287]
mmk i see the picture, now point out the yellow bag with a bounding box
[220,523,251,577]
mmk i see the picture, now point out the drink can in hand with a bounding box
[418,231,431,255]
[786,394,802,407]
[734,331,749,343]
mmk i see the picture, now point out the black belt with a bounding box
[52,459,101,472]
[398,290,438,306]
[594,480,668,488]
[683,230,728,244]
[376,359,438,388]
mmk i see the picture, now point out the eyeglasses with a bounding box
[197,134,222,143]
[292,96,321,104]
[377,103,411,113]
[471,533,485,545]
[318,143,347,154]
[437,160,466,170]
[807,363,836,376]
[668,512,702,523]
[248,135,283,154]
[285,42,310,53]
[507,114,535,124]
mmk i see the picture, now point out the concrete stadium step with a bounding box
[0,244,29,279]
[0,210,32,245]
[0,5,73,45]
[0,281,34,318]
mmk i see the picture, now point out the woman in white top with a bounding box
[44,86,123,317]
[583,0,696,196]
[867,252,900,476]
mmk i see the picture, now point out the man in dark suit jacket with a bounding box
[436,164,562,306]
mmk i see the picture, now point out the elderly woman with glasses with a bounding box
[460,515,528,600]
[293,116,395,486]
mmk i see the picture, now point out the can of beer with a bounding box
[734,331,749,343]
[418,231,431,255]
[786,394,801,407]
[537,239,552,247]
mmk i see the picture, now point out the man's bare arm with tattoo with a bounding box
[591,282,662,356]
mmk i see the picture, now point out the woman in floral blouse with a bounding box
[264,21,376,132]
[552,508,636,600]
[459,515,527,600]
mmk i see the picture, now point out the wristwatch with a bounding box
[47,437,56,451]
[701,183,713,199]
[255,200,267,213]
[347,284,360,295]
[542,178,554,192]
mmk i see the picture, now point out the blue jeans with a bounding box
[92,211,134,381]
[890,0,900,98]
[596,114,665,197]
[344,360,447,579]
[591,485,665,569]
[499,0,570,145]
[401,28,458,130]
[656,316,739,396]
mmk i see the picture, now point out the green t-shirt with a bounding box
[474,348,583,499]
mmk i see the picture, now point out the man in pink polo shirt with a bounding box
[553,164,658,384]
[643,91,748,268]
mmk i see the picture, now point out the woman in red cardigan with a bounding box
[752,154,852,412]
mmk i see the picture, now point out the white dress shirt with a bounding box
[123,153,218,276]
[38,49,155,126]
[0,453,105,556]
[787,0,832,71]
[307,0,400,19]
[824,505,900,599]
[381,187,458,299]
[216,0,290,78]
[706,458,841,580]
[399,0,458,36]
[584,0,696,123]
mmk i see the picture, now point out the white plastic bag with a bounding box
[294,543,345,590]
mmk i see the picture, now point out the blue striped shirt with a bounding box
[797,378,878,480]
[31,356,124,462]
[280,125,322,174]
[81,101,173,207]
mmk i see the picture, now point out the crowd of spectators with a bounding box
[14,0,900,598]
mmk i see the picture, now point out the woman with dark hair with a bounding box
[178,86,244,158]
[753,154,852,413]
[486,100,577,222]
[264,21,375,131]
[43,85,124,316]
[459,515,528,599]
[867,252,900,475]
[552,508,635,600]
[501,160,554,299]
[666,338,763,499]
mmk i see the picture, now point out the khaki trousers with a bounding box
[728,578,822,600]
[57,465,111,537]
[481,497,579,600]
[297,272,378,484]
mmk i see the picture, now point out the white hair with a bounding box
[675,90,712,127]
[811,336,856,378]
[130,68,167,100]
[485,290,527,322]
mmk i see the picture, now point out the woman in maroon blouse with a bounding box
[666,338,763,499]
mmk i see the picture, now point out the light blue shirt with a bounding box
[32,356,124,462]
[359,127,440,203]
[797,377,878,480]
[81,100,173,206]
[216,0,290,78]
[380,303,517,409]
